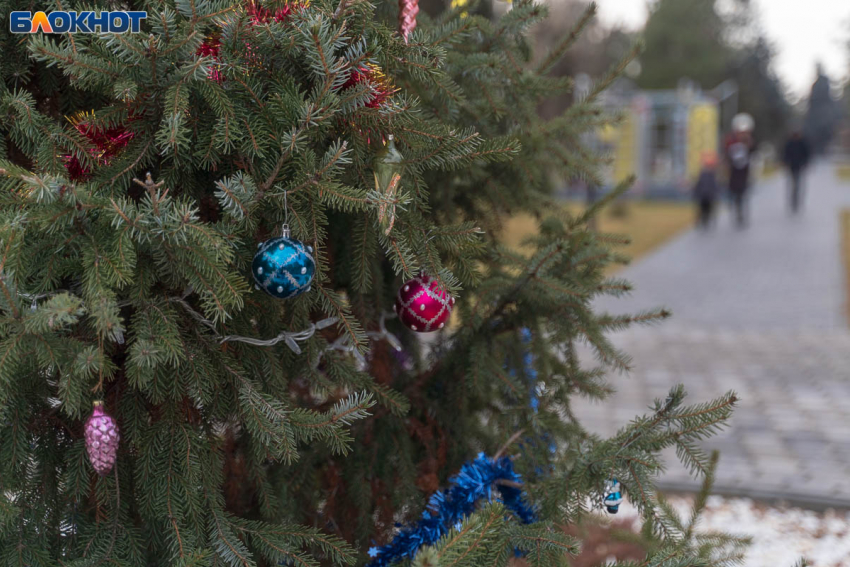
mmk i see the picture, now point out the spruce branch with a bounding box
[132,173,168,215]
[571,40,643,105]
[333,0,352,20]
[261,124,306,193]
[536,2,597,75]
[494,429,525,460]
[475,242,565,326]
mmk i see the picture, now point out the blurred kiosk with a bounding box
[592,78,722,199]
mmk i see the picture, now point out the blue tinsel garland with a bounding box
[366,453,536,567]
[366,328,619,567]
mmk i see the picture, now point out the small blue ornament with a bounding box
[604,478,623,514]
[252,225,315,299]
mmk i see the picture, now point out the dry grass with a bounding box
[842,210,850,323]
[501,201,694,273]
[761,161,782,179]
[837,165,850,181]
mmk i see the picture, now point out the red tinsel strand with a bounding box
[341,64,397,109]
[246,0,308,24]
[197,36,224,83]
[247,2,292,23]
[197,3,308,84]
[197,36,221,58]
[64,112,135,181]
[398,0,419,42]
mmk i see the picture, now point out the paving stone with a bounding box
[572,162,850,506]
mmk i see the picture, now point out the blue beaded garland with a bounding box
[252,232,315,299]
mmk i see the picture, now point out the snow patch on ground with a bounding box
[614,495,850,566]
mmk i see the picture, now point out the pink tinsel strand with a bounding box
[398,0,419,42]
[84,402,120,476]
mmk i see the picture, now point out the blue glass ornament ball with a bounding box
[252,235,315,299]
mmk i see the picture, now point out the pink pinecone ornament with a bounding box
[85,401,120,475]
[394,274,455,332]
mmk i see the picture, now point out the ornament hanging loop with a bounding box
[282,190,290,238]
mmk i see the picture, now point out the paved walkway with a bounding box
[573,161,850,508]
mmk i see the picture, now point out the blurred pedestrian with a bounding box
[725,114,756,228]
[693,151,720,230]
[782,131,811,213]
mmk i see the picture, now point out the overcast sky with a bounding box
[595,0,849,101]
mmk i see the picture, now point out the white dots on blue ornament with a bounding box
[252,225,315,299]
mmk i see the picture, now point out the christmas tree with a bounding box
[0,1,739,565]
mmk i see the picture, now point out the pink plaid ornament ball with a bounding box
[85,401,120,476]
[394,274,454,332]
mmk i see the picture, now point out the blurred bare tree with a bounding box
[637,0,790,144]
[532,0,633,119]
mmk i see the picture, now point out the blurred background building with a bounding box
[593,78,721,197]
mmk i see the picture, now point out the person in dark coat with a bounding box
[693,152,720,229]
[782,131,811,213]
[724,129,755,228]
